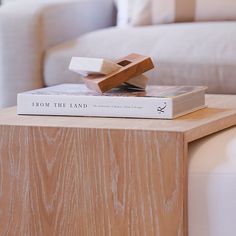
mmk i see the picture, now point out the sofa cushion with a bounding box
[188,126,236,236]
[44,22,236,94]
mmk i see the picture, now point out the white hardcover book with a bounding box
[17,84,207,119]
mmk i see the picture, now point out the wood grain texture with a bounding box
[0,126,30,235]
[0,126,185,236]
[1,94,236,235]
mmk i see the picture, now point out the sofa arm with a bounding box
[0,0,115,108]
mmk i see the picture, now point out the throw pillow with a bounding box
[114,0,152,27]
[115,0,236,26]
[152,0,236,24]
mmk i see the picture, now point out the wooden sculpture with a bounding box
[69,53,154,93]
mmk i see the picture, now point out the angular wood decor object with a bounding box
[83,53,154,93]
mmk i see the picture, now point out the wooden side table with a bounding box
[0,95,236,236]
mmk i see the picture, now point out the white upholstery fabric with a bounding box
[114,0,152,26]
[45,22,236,94]
[188,126,236,236]
[0,0,115,108]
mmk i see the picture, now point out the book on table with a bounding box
[17,84,207,119]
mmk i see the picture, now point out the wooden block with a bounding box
[69,57,122,75]
[82,54,154,93]
[125,74,149,89]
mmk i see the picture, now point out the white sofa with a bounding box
[0,0,116,107]
[1,0,236,108]
[0,1,236,235]
[189,127,236,236]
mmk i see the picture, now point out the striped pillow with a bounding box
[114,0,152,27]
[115,0,236,26]
[153,0,236,24]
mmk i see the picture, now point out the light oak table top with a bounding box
[0,94,236,236]
[1,94,236,141]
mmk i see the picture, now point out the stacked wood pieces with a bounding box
[69,53,154,93]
